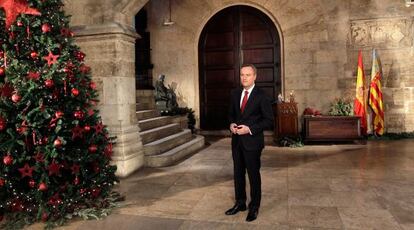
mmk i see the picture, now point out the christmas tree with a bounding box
[0,0,118,228]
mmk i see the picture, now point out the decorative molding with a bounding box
[350,17,413,48]
[72,22,140,40]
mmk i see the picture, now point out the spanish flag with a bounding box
[354,51,367,135]
[368,49,384,135]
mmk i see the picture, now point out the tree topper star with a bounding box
[0,0,41,29]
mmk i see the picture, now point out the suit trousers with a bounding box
[232,141,262,208]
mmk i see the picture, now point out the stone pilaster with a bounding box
[73,23,144,177]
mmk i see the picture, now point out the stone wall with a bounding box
[144,0,414,132]
[65,0,414,137]
[346,0,414,132]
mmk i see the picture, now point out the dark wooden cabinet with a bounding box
[303,115,362,142]
[272,102,298,141]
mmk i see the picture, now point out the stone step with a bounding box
[136,110,160,121]
[138,116,173,131]
[145,135,205,167]
[144,129,193,156]
[136,102,154,111]
[136,96,154,104]
[136,90,154,97]
[140,123,181,144]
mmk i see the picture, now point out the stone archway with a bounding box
[64,0,285,177]
[198,5,282,130]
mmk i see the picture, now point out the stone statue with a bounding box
[155,74,178,111]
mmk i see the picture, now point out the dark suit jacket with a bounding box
[228,87,274,151]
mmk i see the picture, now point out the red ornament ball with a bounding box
[10,200,24,212]
[17,21,23,27]
[73,110,84,120]
[93,165,100,173]
[3,155,13,165]
[0,67,5,77]
[41,212,48,222]
[41,23,51,33]
[74,51,85,61]
[0,50,4,58]
[30,51,38,59]
[89,81,97,90]
[0,178,5,187]
[38,182,47,191]
[71,88,79,96]
[53,139,62,148]
[55,111,64,118]
[0,117,6,131]
[91,188,101,198]
[88,144,98,153]
[84,125,91,132]
[44,79,54,88]
[11,93,21,103]
[79,188,86,194]
[29,179,36,188]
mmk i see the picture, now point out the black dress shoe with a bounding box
[225,203,247,215]
[246,208,259,222]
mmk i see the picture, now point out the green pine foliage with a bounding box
[368,132,414,140]
[328,98,353,116]
[0,0,118,228]
[278,137,304,148]
[161,107,196,133]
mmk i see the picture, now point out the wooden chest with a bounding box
[303,115,362,142]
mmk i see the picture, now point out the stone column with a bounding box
[73,23,144,177]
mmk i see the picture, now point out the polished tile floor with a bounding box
[29,138,414,230]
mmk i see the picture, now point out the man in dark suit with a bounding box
[225,64,274,222]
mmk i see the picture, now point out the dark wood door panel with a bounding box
[199,5,280,130]
[206,32,235,48]
[241,11,268,29]
[205,69,236,88]
[205,51,235,66]
[201,106,230,129]
[256,68,275,83]
[242,48,274,64]
[205,89,232,102]
[242,30,273,45]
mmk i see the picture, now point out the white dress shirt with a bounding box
[240,84,255,108]
[238,84,255,135]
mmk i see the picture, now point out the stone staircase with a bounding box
[136,90,205,167]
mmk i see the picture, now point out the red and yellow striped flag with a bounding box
[368,49,384,135]
[354,51,367,135]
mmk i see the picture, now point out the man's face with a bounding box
[240,66,256,89]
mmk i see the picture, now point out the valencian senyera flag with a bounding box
[368,49,384,135]
[354,51,367,135]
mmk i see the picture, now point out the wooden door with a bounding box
[199,6,280,130]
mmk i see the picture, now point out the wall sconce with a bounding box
[163,0,175,26]
[406,0,414,7]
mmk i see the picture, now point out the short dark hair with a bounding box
[241,64,257,75]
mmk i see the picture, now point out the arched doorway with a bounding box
[199,5,281,130]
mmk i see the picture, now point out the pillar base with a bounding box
[110,124,144,178]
